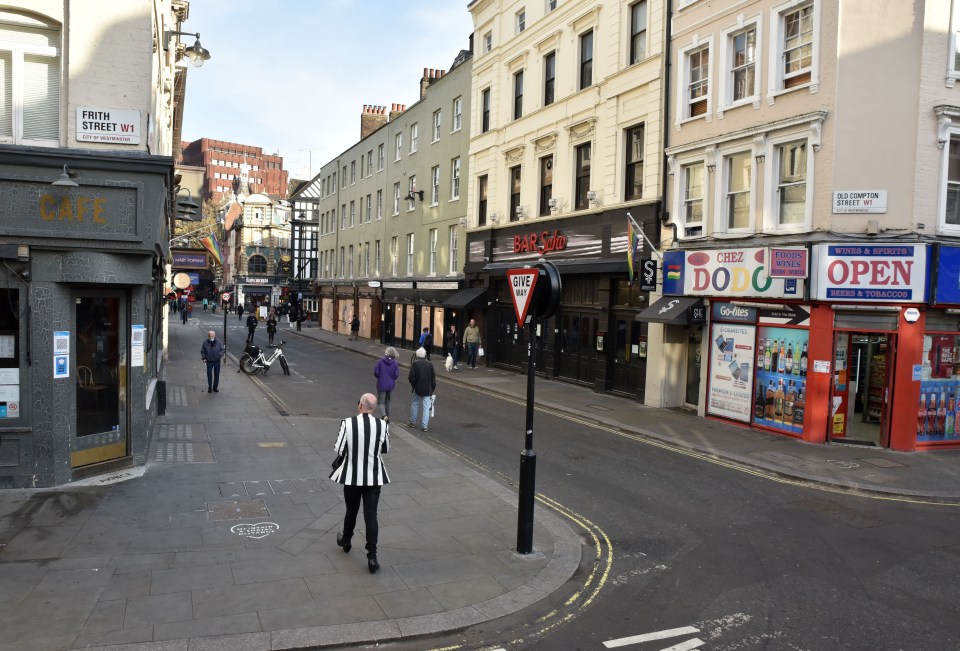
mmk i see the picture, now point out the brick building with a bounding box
[180,138,288,200]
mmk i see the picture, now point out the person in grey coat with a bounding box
[408,347,436,432]
[330,393,390,573]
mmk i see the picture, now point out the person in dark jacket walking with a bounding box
[237,303,244,322]
[200,330,225,393]
[349,315,361,341]
[418,327,433,359]
[373,347,400,421]
[266,312,278,346]
[246,313,257,343]
[330,393,390,574]
[443,325,461,370]
[408,347,436,431]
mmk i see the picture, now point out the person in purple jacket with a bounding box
[373,347,400,422]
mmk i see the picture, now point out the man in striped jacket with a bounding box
[330,393,390,573]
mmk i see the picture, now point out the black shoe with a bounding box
[368,554,379,573]
[208,388,212,393]
[336,533,351,553]
[213,388,219,392]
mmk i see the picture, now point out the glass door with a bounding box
[73,292,127,467]
[833,332,893,446]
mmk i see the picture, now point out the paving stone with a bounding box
[230,554,335,585]
[100,570,152,600]
[191,578,313,620]
[78,598,126,635]
[1,587,103,641]
[34,567,115,592]
[427,575,509,610]
[374,586,445,618]
[153,611,262,641]
[393,553,513,589]
[124,592,195,627]
[185,631,271,651]
[257,595,385,631]
[150,563,235,595]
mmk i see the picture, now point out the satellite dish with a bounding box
[173,272,191,289]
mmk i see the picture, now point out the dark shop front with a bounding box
[464,206,658,400]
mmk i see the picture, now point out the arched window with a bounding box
[248,255,267,274]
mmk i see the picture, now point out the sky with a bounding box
[179,0,475,181]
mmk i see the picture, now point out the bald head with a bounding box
[358,393,378,413]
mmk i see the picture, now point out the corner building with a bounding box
[465,0,665,399]
[0,1,190,486]
[651,0,960,451]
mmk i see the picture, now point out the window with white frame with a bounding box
[341,204,346,229]
[366,193,372,222]
[452,97,462,131]
[395,133,402,160]
[433,109,441,141]
[775,140,807,226]
[481,88,491,133]
[451,157,460,199]
[429,228,438,275]
[0,14,60,145]
[408,176,417,211]
[943,135,960,226]
[449,226,458,274]
[730,26,757,103]
[951,0,960,82]
[579,30,594,90]
[342,166,347,188]
[687,45,709,117]
[431,166,440,205]
[364,242,370,276]
[410,124,418,153]
[367,150,373,176]
[350,200,356,227]
[375,240,381,276]
[339,247,345,278]
[348,244,354,278]
[682,162,705,237]
[393,182,401,215]
[406,233,415,276]
[513,69,524,120]
[391,236,399,276]
[376,189,383,219]
[547,0,558,11]
[723,151,752,230]
[378,144,384,170]
[517,9,526,34]
[775,2,814,91]
[629,1,647,65]
[351,161,356,183]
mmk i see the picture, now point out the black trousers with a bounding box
[247,326,256,342]
[341,485,382,554]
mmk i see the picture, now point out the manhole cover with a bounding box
[206,499,270,522]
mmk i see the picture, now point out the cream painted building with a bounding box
[655,0,960,453]
[464,0,666,400]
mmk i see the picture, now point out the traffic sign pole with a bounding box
[517,316,537,554]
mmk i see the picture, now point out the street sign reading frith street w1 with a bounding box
[507,268,539,327]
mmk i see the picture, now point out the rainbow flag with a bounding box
[626,219,641,283]
[199,233,222,266]
[666,264,682,280]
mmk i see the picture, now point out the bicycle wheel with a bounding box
[279,356,290,376]
[239,354,260,375]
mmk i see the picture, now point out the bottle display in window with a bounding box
[752,325,809,434]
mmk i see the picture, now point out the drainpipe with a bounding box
[660,0,677,245]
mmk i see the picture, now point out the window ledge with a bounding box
[947,72,960,88]
[676,114,709,129]
[766,80,816,105]
[717,97,761,118]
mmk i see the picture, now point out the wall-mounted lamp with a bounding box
[404,190,425,202]
[866,219,880,236]
[175,188,200,221]
[165,30,212,67]
[587,190,601,206]
[458,217,467,227]
[515,205,525,218]
[51,164,79,187]
[547,198,558,210]
[489,213,499,225]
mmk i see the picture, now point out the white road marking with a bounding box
[604,626,700,648]
[660,639,704,651]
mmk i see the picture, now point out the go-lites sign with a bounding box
[812,243,929,302]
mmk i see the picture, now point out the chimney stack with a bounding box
[420,67,447,99]
[389,103,406,122]
[360,104,388,140]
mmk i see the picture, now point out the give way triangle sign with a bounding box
[507,268,539,327]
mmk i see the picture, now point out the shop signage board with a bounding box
[933,245,960,304]
[639,258,657,292]
[243,277,271,285]
[172,251,208,269]
[831,190,887,214]
[662,247,805,299]
[707,322,756,423]
[766,248,808,278]
[811,243,929,302]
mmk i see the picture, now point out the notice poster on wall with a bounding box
[707,323,756,422]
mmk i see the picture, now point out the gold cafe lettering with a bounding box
[513,229,567,255]
[39,194,107,225]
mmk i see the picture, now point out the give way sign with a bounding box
[507,268,539,327]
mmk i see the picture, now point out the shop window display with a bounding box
[752,326,808,434]
[917,335,960,442]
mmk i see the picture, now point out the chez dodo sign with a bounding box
[661,247,805,299]
[812,244,929,302]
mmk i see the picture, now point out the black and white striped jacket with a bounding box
[329,413,390,486]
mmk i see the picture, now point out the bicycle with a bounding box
[238,341,290,376]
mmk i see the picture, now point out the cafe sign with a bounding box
[811,243,929,302]
[661,247,805,299]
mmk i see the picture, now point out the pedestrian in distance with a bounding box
[374,347,400,422]
[443,324,461,370]
[246,312,257,343]
[200,330,225,393]
[266,312,278,346]
[349,314,361,341]
[330,393,390,574]
[464,318,482,369]
[408,347,436,432]
[181,300,189,325]
[418,326,433,360]
[202,298,208,312]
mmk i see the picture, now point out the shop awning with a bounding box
[443,287,490,309]
[636,296,705,325]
